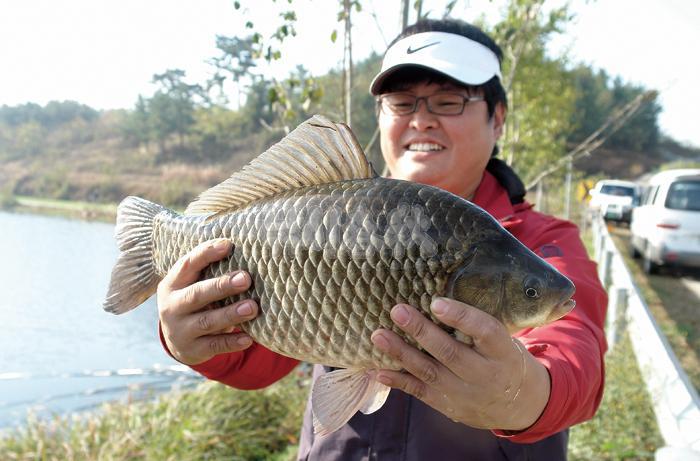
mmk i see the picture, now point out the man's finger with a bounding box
[190,299,258,335]
[191,332,253,361]
[174,271,251,315]
[374,368,431,402]
[430,298,512,358]
[371,327,444,387]
[383,304,476,374]
[166,239,233,290]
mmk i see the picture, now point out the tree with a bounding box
[209,35,258,107]
[13,121,45,157]
[568,66,661,153]
[149,69,204,156]
[121,95,151,149]
[489,0,577,185]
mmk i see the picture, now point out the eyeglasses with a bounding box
[376,92,485,116]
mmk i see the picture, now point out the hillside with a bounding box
[0,113,271,209]
[3,120,698,215]
[573,138,700,181]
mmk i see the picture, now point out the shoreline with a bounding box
[1,196,118,223]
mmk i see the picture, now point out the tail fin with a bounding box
[103,196,166,314]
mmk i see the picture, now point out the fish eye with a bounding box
[524,277,542,299]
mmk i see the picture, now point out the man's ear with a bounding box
[492,102,507,139]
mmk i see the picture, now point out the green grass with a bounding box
[566,222,664,460]
[1,345,664,461]
[5,195,118,222]
[3,196,189,223]
[568,334,664,460]
[0,374,310,460]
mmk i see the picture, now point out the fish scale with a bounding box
[149,178,470,370]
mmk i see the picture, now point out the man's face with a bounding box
[378,81,505,198]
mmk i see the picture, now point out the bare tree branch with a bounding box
[363,125,380,153]
[525,90,658,190]
[367,0,388,47]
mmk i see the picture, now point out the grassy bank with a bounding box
[0,373,310,460]
[568,333,663,460]
[568,222,664,459]
[1,335,664,460]
[1,195,118,222]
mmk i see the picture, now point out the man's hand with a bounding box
[370,298,550,431]
[157,239,259,366]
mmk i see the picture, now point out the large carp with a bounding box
[104,115,575,435]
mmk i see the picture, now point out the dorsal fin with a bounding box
[184,115,378,216]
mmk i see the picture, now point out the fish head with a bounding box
[446,238,576,332]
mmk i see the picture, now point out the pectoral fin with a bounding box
[311,368,391,436]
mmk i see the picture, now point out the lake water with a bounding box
[0,211,199,429]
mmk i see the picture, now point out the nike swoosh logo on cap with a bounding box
[406,41,440,54]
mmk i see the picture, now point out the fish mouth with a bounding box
[546,298,576,323]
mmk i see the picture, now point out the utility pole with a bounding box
[565,157,572,219]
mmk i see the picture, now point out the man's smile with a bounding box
[406,142,444,152]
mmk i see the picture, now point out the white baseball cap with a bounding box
[369,31,502,95]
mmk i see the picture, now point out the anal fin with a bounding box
[311,368,391,436]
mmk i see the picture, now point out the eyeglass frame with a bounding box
[375,92,485,116]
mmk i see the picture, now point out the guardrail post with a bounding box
[592,217,601,259]
[594,222,606,262]
[606,285,628,350]
[598,249,613,289]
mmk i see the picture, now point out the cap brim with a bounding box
[369,63,495,95]
[369,31,501,95]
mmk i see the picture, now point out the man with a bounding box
[157,19,607,460]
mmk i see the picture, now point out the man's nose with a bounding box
[409,98,438,130]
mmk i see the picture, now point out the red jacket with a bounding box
[171,171,608,443]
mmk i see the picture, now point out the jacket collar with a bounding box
[471,171,533,227]
[472,171,515,220]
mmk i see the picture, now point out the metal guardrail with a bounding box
[592,216,700,459]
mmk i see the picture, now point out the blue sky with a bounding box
[1,0,698,147]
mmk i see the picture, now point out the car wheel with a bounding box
[630,244,640,259]
[643,248,659,275]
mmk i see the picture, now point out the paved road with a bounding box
[681,277,700,299]
[609,224,700,297]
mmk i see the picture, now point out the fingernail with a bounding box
[375,373,392,386]
[371,331,390,350]
[237,336,252,347]
[214,239,230,250]
[236,301,253,316]
[391,305,409,326]
[231,272,247,288]
[431,298,448,316]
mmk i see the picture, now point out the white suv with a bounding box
[589,179,638,224]
[630,169,700,274]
